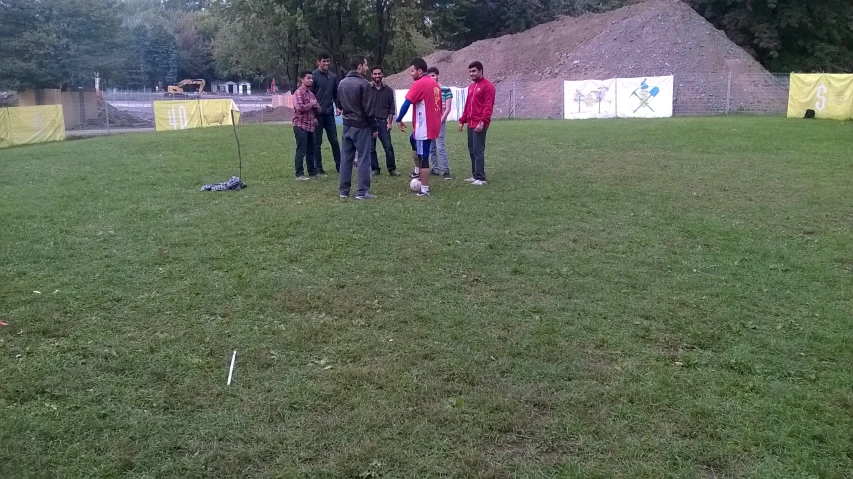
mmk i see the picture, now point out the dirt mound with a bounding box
[98,98,153,128]
[0,92,17,108]
[386,0,786,116]
[241,106,293,123]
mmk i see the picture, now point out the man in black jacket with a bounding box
[310,53,342,174]
[367,66,398,176]
[337,55,378,200]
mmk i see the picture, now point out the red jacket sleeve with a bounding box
[459,85,472,124]
[482,81,496,123]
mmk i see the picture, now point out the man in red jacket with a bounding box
[458,61,496,186]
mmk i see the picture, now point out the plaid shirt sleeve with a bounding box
[292,88,317,131]
[293,88,310,112]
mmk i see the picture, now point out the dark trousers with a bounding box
[340,125,373,197]
[293,126,316,177]
[467,125,488,181]
[370,118,396,173]
[314,114,341,173]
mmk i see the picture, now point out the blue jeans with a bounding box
[370,118,396,173]
[429,122,449,174]
[314,114,341,173]
[293,126,316,177]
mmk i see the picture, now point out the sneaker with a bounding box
[443,172,452,180]
[372,170,380,177]
[355,193,377,200]
[339,194,349,199]
[471,180,487,186]
[388,170,400,177]
[465,177,476,182]
[319,169,327,175]
[410,170,419,179]
[296,176,310,181]
[415,190,430,197]
[430,169,441,176]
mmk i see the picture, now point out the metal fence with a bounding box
[473,72,791,120]
[4,71,791,137]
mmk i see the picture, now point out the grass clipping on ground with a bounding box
[1,117,852,478]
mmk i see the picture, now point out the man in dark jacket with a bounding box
[367,66,398,176]
[337,55,378,200]
[310,53,342,174]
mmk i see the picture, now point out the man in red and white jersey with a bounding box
[396,58,442,197]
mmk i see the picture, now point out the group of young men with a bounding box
[291,53,496,199]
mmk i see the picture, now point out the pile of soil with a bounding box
[386,0,786,117]
[0,92,17,108]
[97,98,154,128]
[241,106,293,123]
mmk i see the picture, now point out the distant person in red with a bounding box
[458,61,495,186]
[396,58,442,197]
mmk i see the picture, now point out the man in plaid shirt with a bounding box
[292,71,323,179]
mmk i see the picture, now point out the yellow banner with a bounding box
[0,105,66,148]
[0,108,9,149]
[787,73,853,120]
[154,100,201,131]
[154,99,240,132]
[200,99,240,127]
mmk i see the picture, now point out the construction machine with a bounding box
[166,79,205,98]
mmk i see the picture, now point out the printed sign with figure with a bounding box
[616,76,673,118]
[563,79,616,119]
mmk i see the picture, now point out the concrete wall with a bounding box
[17,89,62,107]
[17,89,99,129]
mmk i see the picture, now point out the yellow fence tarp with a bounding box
[0,105,66,148]
[0,108,9,149]
[154,99,240,132]
[787,73,853,120]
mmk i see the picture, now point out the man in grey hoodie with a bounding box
[336,55,378,200]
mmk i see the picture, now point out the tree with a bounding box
[592,85,608,113]
[214,1,312,89]
[126,14,179,89]
[383,26,435,74]
[171,12,214,79]
[362,0,421,69]
[0,0,127,89]
[687,0,853,72]
[160,0,211,11]
[425,0,563,50]
[213,0,425,84]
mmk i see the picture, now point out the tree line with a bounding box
[1,0,850,92]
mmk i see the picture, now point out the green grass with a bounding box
[2,117,852,478]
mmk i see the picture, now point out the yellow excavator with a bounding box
[166,79,205,98]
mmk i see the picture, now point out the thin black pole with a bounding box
[230,109,242,189]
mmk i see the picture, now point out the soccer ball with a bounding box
[409,178,422,192]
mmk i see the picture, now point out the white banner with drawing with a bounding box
[615,76,674,118]
[563,79,617,119]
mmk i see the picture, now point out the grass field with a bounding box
[2,117,852,478]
